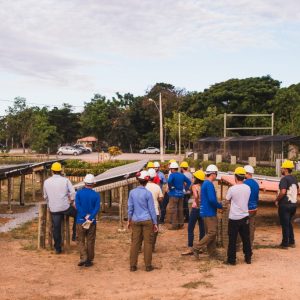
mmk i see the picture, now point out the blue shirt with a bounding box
[157,171,167,190]
[128,186,157,224]
[200,180,222,217]
[75,188,101,224]
[168,172,191,198]
[244,178,259,211]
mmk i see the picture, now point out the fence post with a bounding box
[119,186,124,229]
[216,154,222,164]
[230,156,236,165]
[47,208,53,249]
[20,174,25,206]
[7,177,13,213]
[203,154,209,161]
[65,216,70,251]
[38,203,47,249]
[32,171,36,202]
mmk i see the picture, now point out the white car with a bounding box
[57,146,82,156]
[139,147,160,154]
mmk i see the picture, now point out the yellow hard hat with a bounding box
[234,167,246,175]
[169,159,176,163]
[51,162,62,172]
[147,161,155,168]
[281,160,294,169]
[193,170,205,181]
[180,161,189,168]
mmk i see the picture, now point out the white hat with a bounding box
[169,162,179,169]
[148,168,156,178]
[137,170,150,180]
[205,164,218,174]
[84,174,95,184]
[244,165,254,174]
[153,161,160,168]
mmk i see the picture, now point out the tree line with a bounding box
[1,75,299,153]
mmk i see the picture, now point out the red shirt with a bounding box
[153,175,160,185]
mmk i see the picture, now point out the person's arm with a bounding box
[168,174,174,190]
[208,183,222,209]
[147,192,157,225]
[43,184,48,203]
[158,187,164,202]
[161,172,167,185]
[127,191,134,229]
[192,185,200,207]
[275,178,287,207]
[184,175,192,190]
[88,193,101,221]
[75,192,84,221]
[67,179,76,201]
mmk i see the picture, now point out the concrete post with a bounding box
[216,154,222,164]
[203,154,209,161]
[248,157,257,167]
[230,156,236,165]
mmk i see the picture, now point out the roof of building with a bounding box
[197,135,300,143]
[77,136,98,142]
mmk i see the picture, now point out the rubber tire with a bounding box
[155,151,159,154]
[58,152,63,156]
[143,151,146,154]
[73,152,78,156]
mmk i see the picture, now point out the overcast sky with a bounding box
[0,0,299,114]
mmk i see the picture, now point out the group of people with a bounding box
[127,159,298,270]
[43,158,298,271]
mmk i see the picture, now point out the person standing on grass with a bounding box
[166,162,191,230]
[226,167,252,265]
[275,160,298,249]
[43,162,76,254]
[146,168,164,252]
[128,171,158,272]
[193,164,222,259]
[244,165,259,247]
[181,170,205,256]
[75,174,100,267]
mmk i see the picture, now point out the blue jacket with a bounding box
[75,188,101,224]
[168,172,191,198]
[200,180,222,217]
[157,171,167,190]
[244,179,259,211]
[128,186,157,224]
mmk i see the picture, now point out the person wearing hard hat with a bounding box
[275,160,299,249]
[181,170,205,255]
[159,159,176,224]
[153,161,167,190]
[128,171,158,272]
[193,164,222,259]
[180,161,193,223]
[244,165,260,247]
[147,162,160,185]
[75,174,100,267]
[225,167,252,265]
[43,162,76,254]
[146,168,164,252]
[166,162,191,230]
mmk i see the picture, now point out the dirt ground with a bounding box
[1,204,300,300]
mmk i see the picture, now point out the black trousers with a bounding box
[278,204,297,247]
[51,205,77,251]
[227,216,252,263]
[159,192,169,223]
[183,194,190,222]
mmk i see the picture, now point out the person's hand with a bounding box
[85,214,90,220]
[153,224,159,232]
[275,200,279,207]
[127,220,132,230]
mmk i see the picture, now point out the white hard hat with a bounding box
[169,162,179,169]
[244,165,254,174]
[137,170,150,180]
[205,164,218,174]
[153,161,160,168]
[84,174,95,184]
[148,168,156,178]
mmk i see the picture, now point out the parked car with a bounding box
[57,146,82,156]
[73,144,92,153]
[139,147,160,154]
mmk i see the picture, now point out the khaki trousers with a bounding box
[130,220,154,268]
[194,216,217,256]
[76,223,96,262]
[249,211,257,246]
[166,197,184,229]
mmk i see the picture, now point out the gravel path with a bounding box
[0,205,39,233]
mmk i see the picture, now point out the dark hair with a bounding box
[287,168,293,174]
[53,171,61,175]
[182,167,188,171]
[138,178,148,186]
[235,174,245,181]
[194,178,203,185]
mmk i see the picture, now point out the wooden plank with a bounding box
[37,203,47,249]
[47,209,53,249]
[20,174,25,206]
[119,186,124,229]
[7,177,12,212]
[32,171,36,202]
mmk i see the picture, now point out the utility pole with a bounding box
[178,112,181,156]
[159,92,164,162]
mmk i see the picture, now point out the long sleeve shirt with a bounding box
[43,175,75,213]
[157,171,167,190]
[168,172,191,198]
[200,180,222,217]
[128,186,157,224]
[244,178,260,211]
[75,188,101,224]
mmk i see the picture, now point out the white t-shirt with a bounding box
[146,182,163,215]
[226,184,250,220]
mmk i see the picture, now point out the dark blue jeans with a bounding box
[278,204,297,247]
[51,205,77,252]
[183,194,190,222]
[188,208,205,247]
[159,192,169,223]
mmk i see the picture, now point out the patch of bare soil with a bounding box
[1,204,300,300]
[0,204,33,214]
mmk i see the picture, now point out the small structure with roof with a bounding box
[76,136,98,149]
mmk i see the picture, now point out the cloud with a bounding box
[0,0,299,85]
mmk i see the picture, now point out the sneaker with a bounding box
[130,266,137,272]
[224,261,236,266]
[146,266,154,272]
[77,261,86,267]
[193,248,200,259]
[85,260,93,267]
[279,244,289,250]
[245,258,251,264]
[55,249,62,255]
[181,249,194,256]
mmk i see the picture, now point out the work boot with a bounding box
[181,248,193,256]
[130,266,137,272]
[289,243,296,248]
[85,260,93,267]
[193,248,200,259]
[77,261,86,267]
[146,265,154,272]
[245,258,251,264]
[279,244,289,250]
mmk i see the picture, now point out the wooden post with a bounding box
[100,192,105,213]
[32,171,36,202]
[119,186,124,229]
[0,180,2,203]
[61,216,65,248]
[47,209,53,249]
[65,215,70,251]
[7,177,13,212]
[20,174,25,206]
[38,203,47,249]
